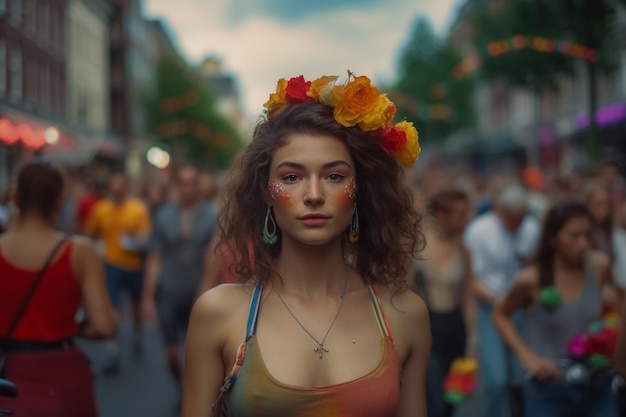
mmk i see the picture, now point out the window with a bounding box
[9,44,22,99]
[26,55,37,101]
[38,0,48,42]
[0,37,6,94]
[39,62,49,108]
[9,0,21,25]
[24,0,35,33]
[49,6,56,47]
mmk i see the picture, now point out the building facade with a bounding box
[0,0,68,195]
[109,0,158,177]
[56,0,118,167]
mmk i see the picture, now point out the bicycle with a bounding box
[0,378,17,416]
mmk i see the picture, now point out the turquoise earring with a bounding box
[263,207,278,244]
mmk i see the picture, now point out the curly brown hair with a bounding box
[217,101,424,289]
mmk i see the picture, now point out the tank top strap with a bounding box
[246,279,264,339]
[366,284,393,340]
[213,279,264,411]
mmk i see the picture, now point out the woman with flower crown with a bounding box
[181,73,430,417]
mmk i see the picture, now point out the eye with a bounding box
[281,174,300,183]
[327,173,345,182]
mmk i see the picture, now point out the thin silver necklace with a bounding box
[275,272,348,359]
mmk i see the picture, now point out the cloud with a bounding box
[223,0,381,26]
[144,0,462,119]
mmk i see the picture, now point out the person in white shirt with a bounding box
[464,183,540,417]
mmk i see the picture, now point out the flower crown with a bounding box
[263,72,421,168]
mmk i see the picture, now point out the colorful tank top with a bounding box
[215,282,402,417]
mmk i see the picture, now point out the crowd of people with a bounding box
[0,72,625,417]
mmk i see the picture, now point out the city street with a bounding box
[78,300,481,417]
[78,309,181,417]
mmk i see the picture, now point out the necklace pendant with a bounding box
[314,344,329,359]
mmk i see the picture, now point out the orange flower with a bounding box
[392,121,420,168]
[358,95,396,132]
[333,76,380,128]
[263,78,288,115]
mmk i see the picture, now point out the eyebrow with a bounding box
[275,160,352,170]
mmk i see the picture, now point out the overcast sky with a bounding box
[144,0,464,120]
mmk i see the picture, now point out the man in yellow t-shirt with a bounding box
[85,172,151,374]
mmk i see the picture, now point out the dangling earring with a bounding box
[263,207,278,244]
[349,204,359,243]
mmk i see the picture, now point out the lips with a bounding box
[298,213,330,226]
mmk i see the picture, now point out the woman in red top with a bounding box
[0,162,117,417]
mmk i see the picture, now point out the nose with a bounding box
[304,179,325,206]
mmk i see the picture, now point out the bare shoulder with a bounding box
[195,283,254,312]
[372,285,429,328]
[68,236,100,267]
[372,284,430,364]
[70,235,97,251]
[374,285,426,314]
[192,283,256,328]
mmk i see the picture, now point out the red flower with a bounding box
[379,126,407,154]
[286,76,312,104]
[585,328,618,356]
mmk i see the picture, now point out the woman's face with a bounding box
[552,215,592,265]
[268,132,356,246]
[438,200,470,237]
[587,190,611,224]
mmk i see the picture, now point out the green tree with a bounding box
[472,0,574,89]
[391,17,475,146]
[471,0,626,163]
[547,0,626,161]
[143,56,243,169]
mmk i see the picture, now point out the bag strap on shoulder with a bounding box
[4,235,70,340]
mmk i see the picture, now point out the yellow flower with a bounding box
[263,78,288,115]
[450,358,478,374]
[392,121,420,168]
[358,95,396,132]
[307,75,339,100]
[333,76,380,127]
[319,84,345,107]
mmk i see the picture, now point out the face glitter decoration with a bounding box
[269,181,285,201]
[344,178,357,200]
[268,181,294,206]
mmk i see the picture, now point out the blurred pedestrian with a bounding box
[199,170,220,203]
[523,167,550,221]
[583,181,614,258]
[594,160,625,213]
[613,204,626,291]
[72,179,107,235]
[0,161,117,417]
[615,297,626,379]
[142,164,216,391]
[413,188,476,417]
[141,181,169,218]
[0,185,17,233]
[183,74,430,417]
[493,201,620,416]
[463,183,541,417]
[84,172,151,374]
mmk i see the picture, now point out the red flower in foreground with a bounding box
[379,126,407,154]
[286,76,312,103]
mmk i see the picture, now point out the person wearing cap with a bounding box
[463,182,541,417]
